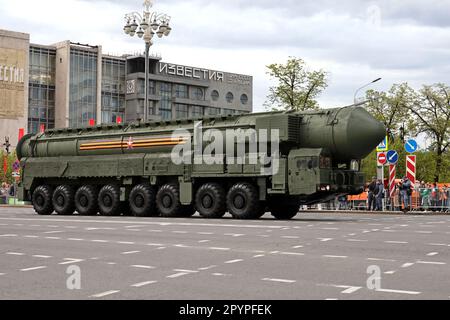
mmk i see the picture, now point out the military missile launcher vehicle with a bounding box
[17,105,385,220]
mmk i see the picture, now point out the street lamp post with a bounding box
[124,0,172,122]
[354,77,382,104]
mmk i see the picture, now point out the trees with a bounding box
[265,57,328,111]
[406,83,450,182]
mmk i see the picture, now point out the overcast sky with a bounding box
[1,0,449,112]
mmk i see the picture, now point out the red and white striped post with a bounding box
[406,155,416,184]
[389,164,396,198]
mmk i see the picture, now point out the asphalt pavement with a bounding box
[1,207,449,300]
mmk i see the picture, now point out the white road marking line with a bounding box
[384,271,396,274]
[401,263,415,268]
[428,243,447,246]
[427,252,438,256]
[0,273,5,276]
[321,228,340,230]
[47,225,59,228]
[68,238,84,241]
[121,251,140,255]
[347,239,368,242]
[416,261,446,265]
[0,223,8,226]
[167,272,189,278]
[24,235,39,238]
[91,240,109,243]
[198,240,210,243]
[90,290,120,298]
[174,269,199,273]
[325,298,339,300]
[174,244,189,248]
[13,224,23,226]
[224,233,244,237]
[45,237,61,240]
[118,241,135,245]
[6,252,25,256]
[262,278,296,284]
[198,265,217,271]
[197,232,214,235]
[208,247,230,251]
[43,230,64,234]
[384,241,408,244]
[224,259,243,264]
[131,281,157,288]
[253,254,265,258]
[146,243,164,246]
[0,234,17,237]
[212,273,230,276]
[32,255,52,258]
[107,262,116,265]
[125,225,141,228]
[64,226,77,229]
[157,247,166,250]
[323,255,348,259]
[279,252,305,256]
[376,288,420,295]
[340,286,362,294]
[292,245,304,248]
[20,266,47,272]
[318,238,333,242]
[281,236,300,239]
[126,229,141,232]
[90,257,99,260]
[59,258,84,265]
[148,230,162,233]
[172,231,188,234]
[131,265,155,269]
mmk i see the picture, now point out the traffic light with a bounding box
[2,137,11,155]
[399,126,405,143]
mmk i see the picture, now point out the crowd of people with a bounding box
[0,182,15,204]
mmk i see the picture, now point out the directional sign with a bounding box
[386,150,399,165]
[377,152,387,166]
[12,171,20,178]
[377,136,389,152]
[405,139,418,153]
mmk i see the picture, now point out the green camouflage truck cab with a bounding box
[17,106,385,220]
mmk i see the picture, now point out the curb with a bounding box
[298,210,450,216]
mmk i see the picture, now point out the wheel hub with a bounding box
[202,194,213,209]
[103,195,112,207]
[57,195,65,206]
[135,194,144,208]
[162,195,172,208]
[79,195,88,207]
[36,195,44,206]
[233,194,245,209]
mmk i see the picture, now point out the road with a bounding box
[0,207,449,300]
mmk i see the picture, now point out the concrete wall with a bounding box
[54,41,70,128]
[0,29,29,150]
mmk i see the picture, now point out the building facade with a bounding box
[0,28,253,150]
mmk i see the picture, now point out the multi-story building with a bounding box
[0,28,253,149]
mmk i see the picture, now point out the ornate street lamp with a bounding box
[354,77,382,105]
[124,0,172,122]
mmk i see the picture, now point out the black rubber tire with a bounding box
[129,184,157,217]
[226,182,262,220]
[52,185,75,215]
[270,204,299,220]
[32,185,54,215]
[75,185,98,216]
[98,185,121,216]
[156,184,183,218]
[195,183,226,218]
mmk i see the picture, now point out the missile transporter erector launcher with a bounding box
[17,106,385,220]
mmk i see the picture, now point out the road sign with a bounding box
[377,152,387,166]
[377,136,389,152]
[389,165,396,198]
[406,155,416,184]
[386,150,399,165]
[12,171,20,178]
[405,139,418,153]
[13,161,20,171]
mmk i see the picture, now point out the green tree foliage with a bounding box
[265,57,328,111]
[0,151,18,185]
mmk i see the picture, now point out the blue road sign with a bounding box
[405,139,418,153]
[387,150,399,164]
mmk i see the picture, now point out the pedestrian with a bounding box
[420,184,431,212]
[367,177,377,211]
[400,176,412,213]
[0,182,8,204]
[375,179,384,211]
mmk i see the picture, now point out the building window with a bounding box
[206,107,220,116]
[222,108,234,116]
[101,57,126,124]
[159,82,172,120]
[191,106,203,118]
[211,90,219,101]
[192,87,204,100]
[240,94,248,105]
[175,84,188,99]
[226,92,234,103]
[175,104,188,119]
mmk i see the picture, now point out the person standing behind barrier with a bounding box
[367,177,377,211]
[400,177,412,212]
[375,179,384,211]
[431,183,439,209]
[420,183,431,212]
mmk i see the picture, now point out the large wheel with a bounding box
[32,185,54,215]
[269,203,299,220]
[129,184,157,217]
[195,183,226,219]
[226,182,262,219]
[98,185,121,216]
[75,185,98,216]
[156,184,183,218]
[52,185,75,215]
